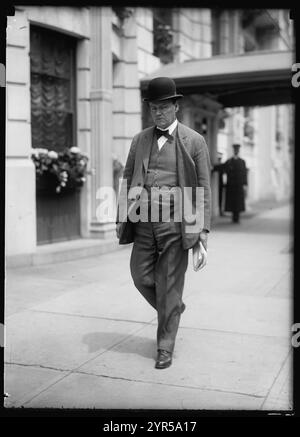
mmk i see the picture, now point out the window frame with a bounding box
[30,24,77,151]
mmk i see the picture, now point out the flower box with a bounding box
[31,147,89,195]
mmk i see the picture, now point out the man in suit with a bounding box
[116,77,211,369]
[223,144,248,223]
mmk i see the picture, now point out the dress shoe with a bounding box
[155,350,172,369]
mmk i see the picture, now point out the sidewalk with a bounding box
[4,203,293,411]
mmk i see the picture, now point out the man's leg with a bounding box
[153,222,189,354]
[219,186,224,216]
[232,211,240,223]
[130,222,157,309]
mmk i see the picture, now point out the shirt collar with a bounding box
[156,119,178,135]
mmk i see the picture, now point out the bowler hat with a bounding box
[143,77,183,102]
[232,144,241,149]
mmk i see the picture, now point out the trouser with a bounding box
[130,221,189,353]
[232,211,240,222]
[218,185,223,215]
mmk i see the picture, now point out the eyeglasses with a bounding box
[149,103,173,113]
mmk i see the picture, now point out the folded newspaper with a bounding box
[192,240,207,272]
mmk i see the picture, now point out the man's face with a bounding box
[149,99,178,129]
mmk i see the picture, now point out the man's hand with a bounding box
[116,223,122,239]
[243,185,248,198]
[199,230,208,251]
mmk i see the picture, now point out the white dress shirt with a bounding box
[156,119,178,151]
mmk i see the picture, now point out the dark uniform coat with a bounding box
[223,157,248,213]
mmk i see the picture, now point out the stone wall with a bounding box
[172,8,212,61]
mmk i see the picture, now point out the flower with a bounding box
[31,148,48,157]
[48,150,58,159]
[70,146,80,154]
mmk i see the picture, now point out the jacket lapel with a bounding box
[141,127,155,173]
[176,123,197,188]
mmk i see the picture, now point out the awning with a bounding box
[140,50,294,107]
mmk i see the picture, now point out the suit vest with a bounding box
[144,129,178,188]
[142,129,179,221]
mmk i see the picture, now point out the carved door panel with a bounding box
[30,26,80,244]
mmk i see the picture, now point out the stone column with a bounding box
[89,7,115,238]
[255,106,277,201]
[219,11,230,55]
[230,10,243,54]
[6,10,37,262]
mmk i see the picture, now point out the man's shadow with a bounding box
[82,331,156,360]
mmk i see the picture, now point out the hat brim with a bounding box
[143,94,183,102]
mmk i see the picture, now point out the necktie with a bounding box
[155,127,173,141]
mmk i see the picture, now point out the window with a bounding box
[153,8,174,63]
[211,9,221,55]
[30,26,76,152]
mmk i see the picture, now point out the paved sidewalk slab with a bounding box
[26,281,155,324]
[266,270,292,299]
[184,240,291,299]
[5,310,150,371]
[5,248,133,317]
[78,324,290,399]
[180,292,291,338]
[22,371,263,410]
[261,351,293,410]
[4,363,68,408]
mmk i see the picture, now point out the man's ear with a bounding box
[174,102,179,113]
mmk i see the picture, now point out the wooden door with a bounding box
[30,26,80,244]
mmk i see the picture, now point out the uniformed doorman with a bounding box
[223,144,248,223]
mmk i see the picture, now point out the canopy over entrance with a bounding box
[140,50,293,107]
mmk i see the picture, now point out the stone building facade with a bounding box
[211,9,293,205]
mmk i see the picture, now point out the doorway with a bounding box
[30,25,80,244]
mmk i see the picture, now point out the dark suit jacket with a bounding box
[117,122,212,250]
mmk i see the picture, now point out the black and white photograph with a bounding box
[2,3,296,414]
